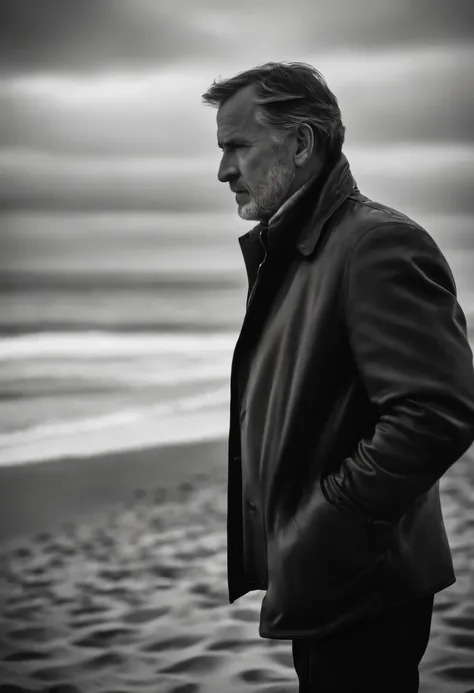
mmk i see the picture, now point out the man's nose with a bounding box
[217,153,239,183]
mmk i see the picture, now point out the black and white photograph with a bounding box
[0,2,473,692]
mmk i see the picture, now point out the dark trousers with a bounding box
[292,594,434,692]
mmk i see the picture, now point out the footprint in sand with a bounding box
[45,541,76,556]
[70,614,110,630]
[142,634,201,652]
[97,567,133,581]
[206,638,260,652]
[2,606,40,620]
[433,600,453,613]
[448,630,474,650]
[91,584,132,599]
[7,626,65,642]
[33,532,53,543]
[436,664,474,684]
[19,576,52,589]
[239,667,287,684]
[48,558,66,570]
[83,650,128,670]
[174,550,202,562]
[70,602,110,617]
[74,626,137,648]
[149,564,186,580]
[3,651,50,662]
[122,606,170,624]
[230,607,259,622]
[29,565,47,576]
[169,684,200,693]
[440,614,474,630]
[267,648,295,668]
[30,663,77,682]
[12,547,32,559]
[158,654,224,674]
[5,593,38,607]
[188,582,226,599]
[187,544,222,560]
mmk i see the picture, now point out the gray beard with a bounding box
[238,162,296,222]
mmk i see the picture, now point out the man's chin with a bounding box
[237,201,260,221]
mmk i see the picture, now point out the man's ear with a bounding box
[294,123,314,168]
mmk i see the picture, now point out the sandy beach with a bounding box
[0,438,473,693]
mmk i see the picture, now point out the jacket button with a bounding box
[233,454,241,462]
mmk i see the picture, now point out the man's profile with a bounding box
[202,62,474,692]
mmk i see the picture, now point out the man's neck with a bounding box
[267,168,322,227]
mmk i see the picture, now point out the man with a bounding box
[201,62,474,692]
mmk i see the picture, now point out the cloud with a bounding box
[0,69,215,157]
[0,209,249,276]
[1,144,473,216]
[280,0,474,54]
[0,150,229,212]
[346,143,474,219]
[1,44,473,163]
[0,0,228,73]
[312,46,474,144]
[1,0,473,73]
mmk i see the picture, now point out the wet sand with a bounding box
[0,438,473,693]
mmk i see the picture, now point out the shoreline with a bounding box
[0,436,228,545]
[0,405,230,468]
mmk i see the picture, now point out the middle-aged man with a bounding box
[201,62,474,692]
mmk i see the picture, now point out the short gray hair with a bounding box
[202,62,345,162]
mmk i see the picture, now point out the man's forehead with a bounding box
[216,84,259,137]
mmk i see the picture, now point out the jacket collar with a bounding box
[267,168,321,227]
[238,152,357,259]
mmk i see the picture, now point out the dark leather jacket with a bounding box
[226,153,474,639]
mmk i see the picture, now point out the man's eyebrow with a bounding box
[217,137,245,149]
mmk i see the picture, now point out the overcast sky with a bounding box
[1,0,473,221]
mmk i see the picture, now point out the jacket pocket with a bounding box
[266,479,392,616]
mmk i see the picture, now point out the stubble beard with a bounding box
[238,161,296,222]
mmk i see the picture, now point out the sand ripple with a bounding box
[0,450,473,692]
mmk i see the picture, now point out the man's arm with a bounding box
[323,222,474,522]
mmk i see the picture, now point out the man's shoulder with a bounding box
[343,190,426,239]
[334,192,454,285]
[301,185,439,263]
[326,190,446,262]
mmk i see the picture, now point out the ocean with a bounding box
[1,210,473,466]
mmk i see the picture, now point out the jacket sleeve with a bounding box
[323,222,474,523]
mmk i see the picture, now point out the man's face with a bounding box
[216,85,296,221]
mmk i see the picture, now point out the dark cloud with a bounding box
[0,0,226,73]
[1,148,473,216]
[336,49,474,144]
[297,0,474,52]
[1,45,472,158]
[1,0,473,74]
[0,152,230,213]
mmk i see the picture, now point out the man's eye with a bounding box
[221,144,243,153]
